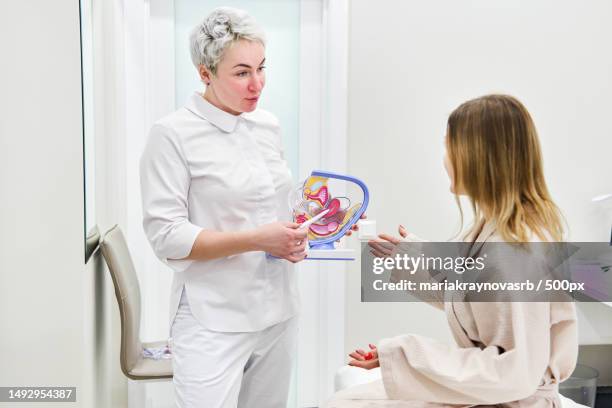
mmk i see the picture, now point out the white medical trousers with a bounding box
[171,288,298,408]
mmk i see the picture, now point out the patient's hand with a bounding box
[368,225,408,257]
[348,343,379,369]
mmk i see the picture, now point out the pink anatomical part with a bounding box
[296,214,307,225]
[306,186,329,206]
[309,221,339,236]
[324,198,341,217]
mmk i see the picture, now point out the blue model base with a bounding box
[309,242,336,250]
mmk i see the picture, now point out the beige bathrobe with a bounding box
[328,222,578,408]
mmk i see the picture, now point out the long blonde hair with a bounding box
[446,94,564,242]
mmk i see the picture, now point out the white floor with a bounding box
[128,380,175,408]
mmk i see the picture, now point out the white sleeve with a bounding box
[139,124,202,272]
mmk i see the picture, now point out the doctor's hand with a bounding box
[348,343,379,369]
[254,221,308,263]
[368,225,408,258]
[342,213,367,237]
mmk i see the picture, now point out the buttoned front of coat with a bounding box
[140,92,299,332]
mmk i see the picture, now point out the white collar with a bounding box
[185,92,241,133]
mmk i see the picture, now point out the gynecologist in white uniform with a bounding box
[139,7,308,408]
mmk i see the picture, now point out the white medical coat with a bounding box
[140,92,299,332]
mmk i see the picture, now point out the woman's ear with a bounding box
[198,65,212,85]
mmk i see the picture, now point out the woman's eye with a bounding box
[258,66,266,72]
[237,71,249,77]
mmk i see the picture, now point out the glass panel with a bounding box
[80,0,97,262]
[174,2,301,406]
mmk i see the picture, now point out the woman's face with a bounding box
[201,39,266,115]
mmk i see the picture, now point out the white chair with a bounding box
[99,224,173,380]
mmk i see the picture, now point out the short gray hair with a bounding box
[189,7,266,75]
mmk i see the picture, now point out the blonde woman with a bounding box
[329,95,578,407]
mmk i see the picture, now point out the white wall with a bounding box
[0,0,89,405]
[0,1,126,407]
[346,0,612,353]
